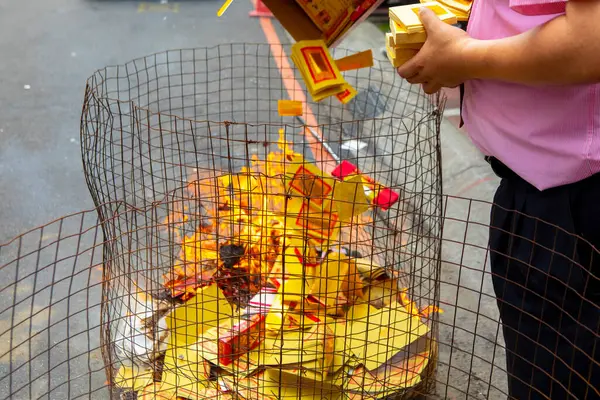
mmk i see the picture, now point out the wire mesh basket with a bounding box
[2,197,599,399]
[1,44,598,400]
[78,43,444,399]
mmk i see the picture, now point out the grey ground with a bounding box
[0,0,273,241]
[0,1,505,399]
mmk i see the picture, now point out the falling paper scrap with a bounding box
[334,49,374,72]
[114,131,442,399]
[217,0,234,16]
[278,100,304,116]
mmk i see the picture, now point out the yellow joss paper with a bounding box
[333,174,370,221]
[386,32,395,48]
[163,342,212,386]
[308,83,347,103]
[430,0,472,21]
[352,257,387,281]
[389,2,456,34]
[294,200,340,243]
[363,277,401,309]
[216,0,234,16]
[347,302,430,371]
[330,335,354,375]
[114,365,153,391]
[267,238,309,290]
[334,83,357,105]
[452,10,470,21]
[291,40,347,100]
[389,19,426,44]
[239,368,342,400]
[166,284,233,345]
[176,385,230,400]
[346,346,431,394]
[264,294,314,333]
[309,252,347,306]
[160,369,205,399]
[340,258,364,302]
[271,327,324,352]
[334,50,374,72]
[278,272,306,306]
[285,158,336,205]
[264,322,336,375]
[138,382,176,400]
[386,40,420,68]
[293,0,353,42]
[278,99,304,116]
[265,346,322,366]
[282,366,325,385]
[265,293,289,332]
[292,40,345,90]
[220,173,258,194]
[426,0,472,16]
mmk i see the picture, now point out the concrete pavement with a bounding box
[0,0,271,242]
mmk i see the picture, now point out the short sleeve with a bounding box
[509,0,566,15]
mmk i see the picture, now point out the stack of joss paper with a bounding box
[113,132,442,400]
[290,40,370,104]
[280,43,373,114]
[424,0,472,22]
[386,1,458,68]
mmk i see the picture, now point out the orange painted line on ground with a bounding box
[256,9,382,260]
[456,176,493,196]
[256,8,337,175]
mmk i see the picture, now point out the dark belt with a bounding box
[485,156,520,180]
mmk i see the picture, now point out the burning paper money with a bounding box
[115,132,441,399]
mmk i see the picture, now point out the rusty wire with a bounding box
[0,44,598,400]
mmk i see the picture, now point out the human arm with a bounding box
[397,0,600,94]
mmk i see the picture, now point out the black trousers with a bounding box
[487,157,600,400]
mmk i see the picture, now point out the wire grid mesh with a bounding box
[78,43,445,399]
[0,43,597,400]
[3,197,598,399]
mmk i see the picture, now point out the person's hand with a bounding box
[396,7,475,94]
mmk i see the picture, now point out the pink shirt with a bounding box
[462,0,600,191]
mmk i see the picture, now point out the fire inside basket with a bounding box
[112,131,442,400]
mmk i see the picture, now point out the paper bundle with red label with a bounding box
[290,40,359,104]
[277,43,373,114]
[281,149,401,253]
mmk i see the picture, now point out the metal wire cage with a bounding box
[1,44,598,400]
[79,43,445,399]
[3,197,599,400]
